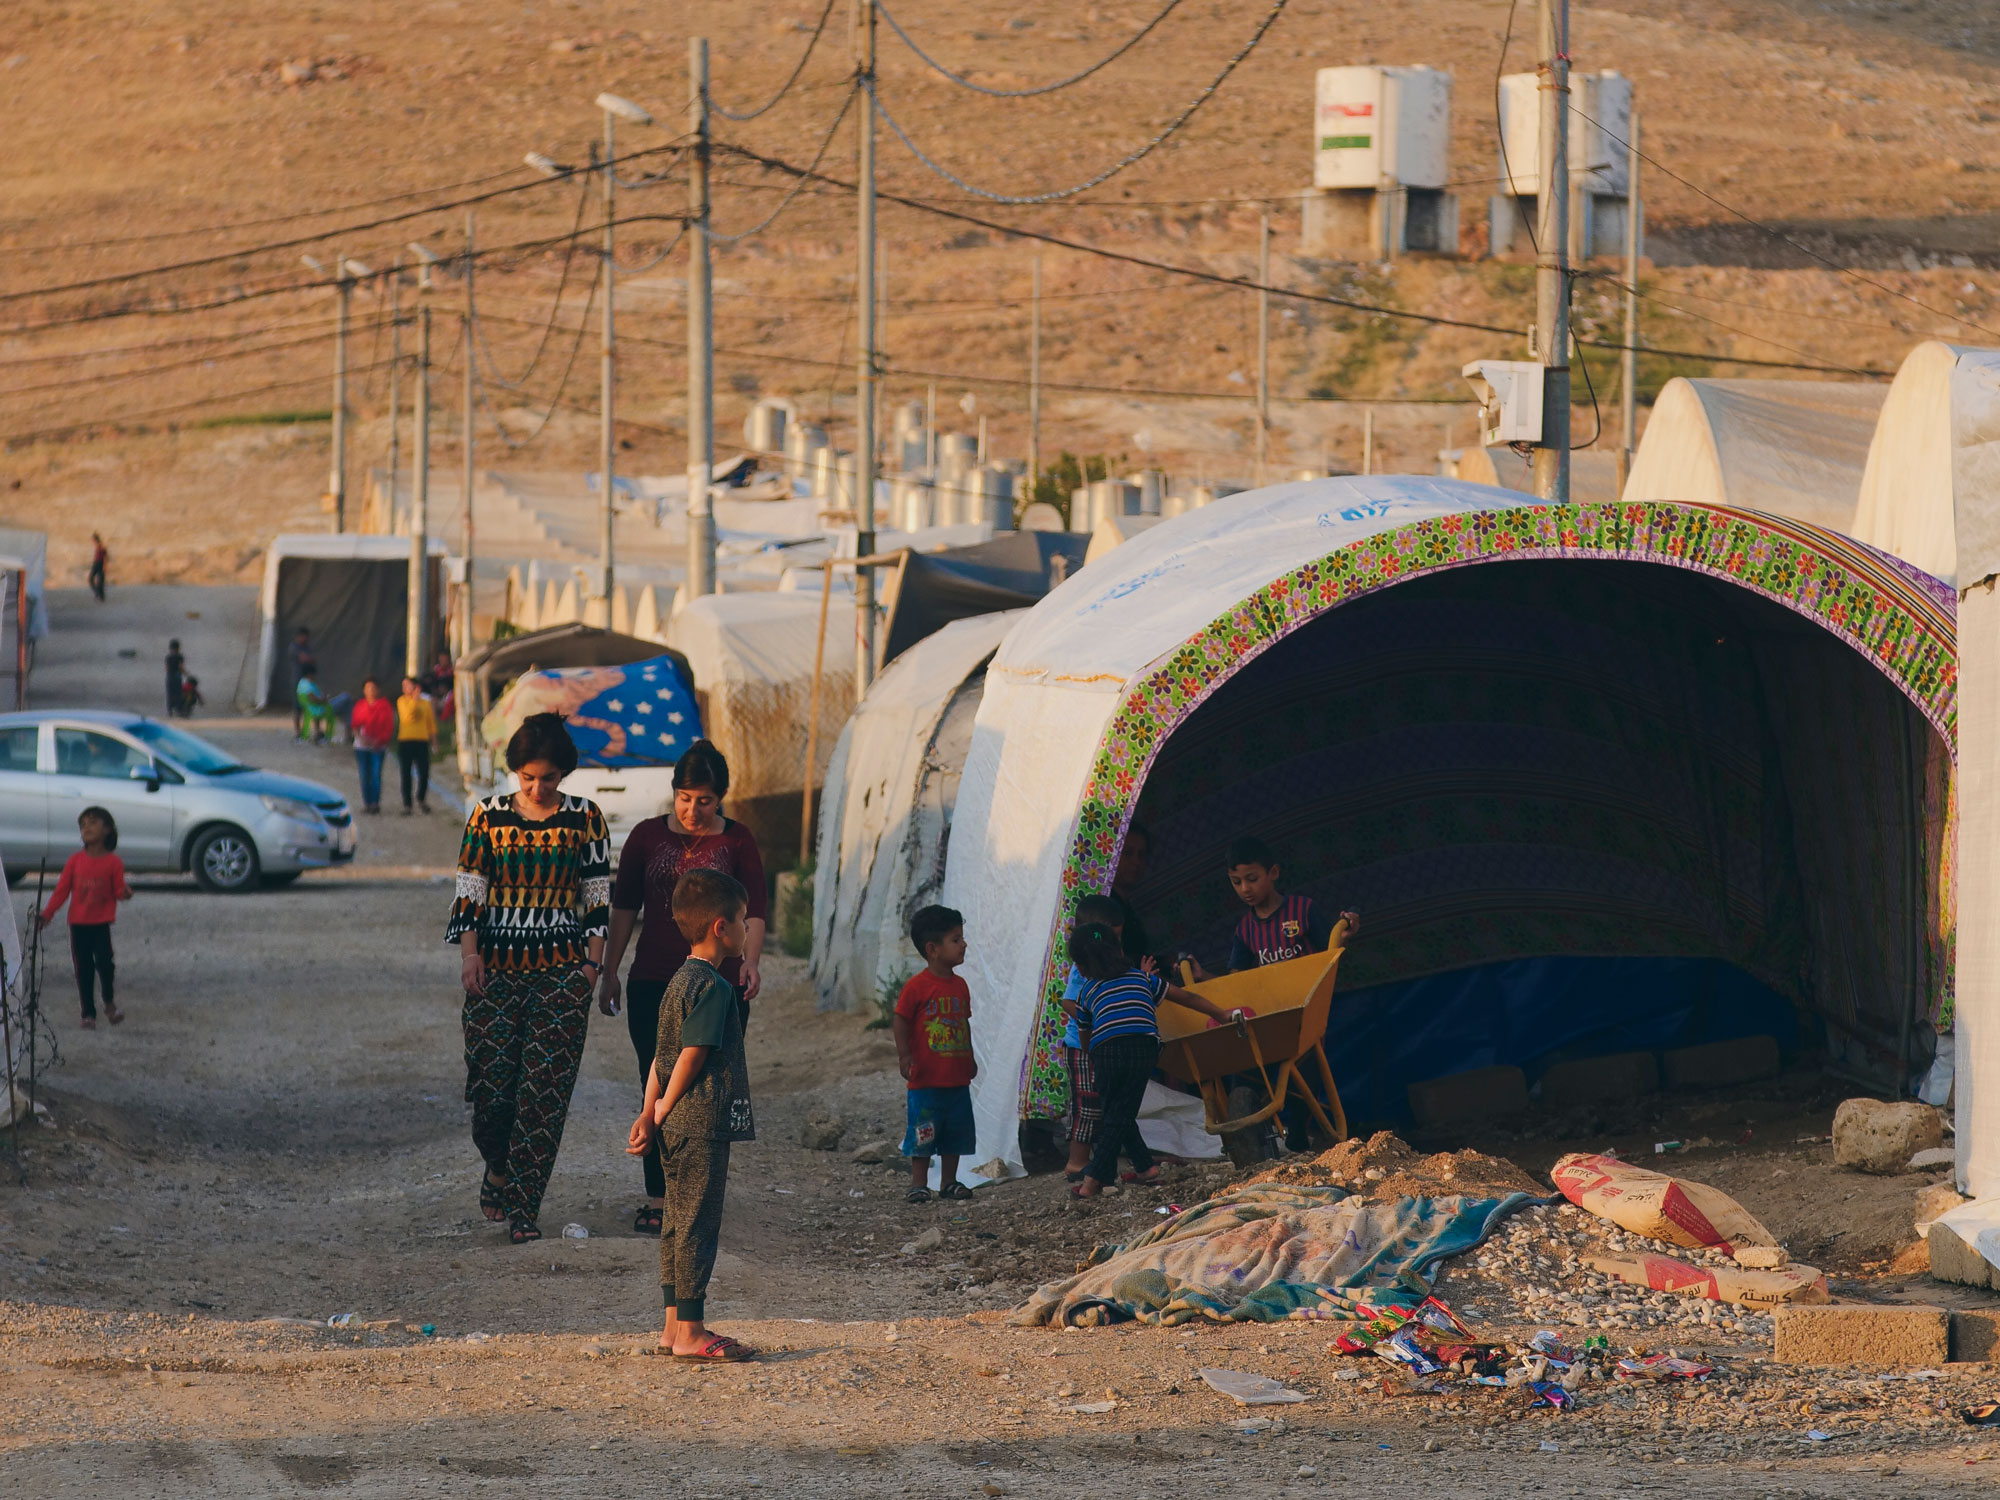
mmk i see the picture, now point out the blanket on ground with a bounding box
[1011,1184,1535,1328]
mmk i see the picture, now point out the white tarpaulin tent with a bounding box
[1622,377,1887,531]
[0,528,50,642]
[664,592,853,806]
[811,610,1021,1013]
[941,476,1957,1181]
[1850,341,2000,587]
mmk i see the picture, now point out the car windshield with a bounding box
[126,720,250,775]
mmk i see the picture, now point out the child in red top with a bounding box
[893,904,977,1204]
[38,806,133,1029]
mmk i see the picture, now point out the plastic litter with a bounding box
[1551,1152,1778,1252]
[1962,1404,2000,1427]
[1229,1416,1280,1433]
[1057,1400,1117,1415]
[1529,1382,1573,1410]
[1653,1141,1685,1154]
[1589,1251,1829,1307]
[1539,1440,1561,1452]
[1615,1354,1713,1382]
[561,1223,590,1240]
[1199,1368,1310,1406]
[1806,1430,1836,1442]
[325,1312,355,1328]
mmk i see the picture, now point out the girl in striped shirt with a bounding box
[1068,919,1242,1199]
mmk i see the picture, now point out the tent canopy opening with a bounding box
[940,478,1957,1178]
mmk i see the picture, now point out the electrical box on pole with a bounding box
[1491,68,1634,261]
[1462,359,1545,446]
[1302,65,1457,259]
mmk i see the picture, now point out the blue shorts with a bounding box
[902,1085,976,1158]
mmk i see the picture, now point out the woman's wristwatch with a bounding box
[581,958,602,978]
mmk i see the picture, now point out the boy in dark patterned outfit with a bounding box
[627,868,757,1361]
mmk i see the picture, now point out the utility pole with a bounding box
[331,256,350,532]
[461,211,477,657]
[686,41,717,602]
[1362,408,1374,475]
[853,0,878,689]
[1618,112,1642,495]
[1028,253,1041,506]
[1256,210,1271,484]
[386,261,403,530]
[597,129,617,623]
[409,297,432,678]
[1532,0,1572,501]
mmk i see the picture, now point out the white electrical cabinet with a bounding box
[1491,70,1636,260]
[1305,65,1458,259]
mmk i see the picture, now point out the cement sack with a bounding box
[1551,1152,1778,1252]
[1588,1252,1830,1307]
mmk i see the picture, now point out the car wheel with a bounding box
[191,826,261,893]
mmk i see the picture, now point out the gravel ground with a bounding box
[7,586,2000,1494]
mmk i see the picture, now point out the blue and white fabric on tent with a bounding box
[481,654,701,769]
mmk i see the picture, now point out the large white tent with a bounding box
[942,476,1957,1181]
[811,610,1022,1014]
[1621,377,1887,531]
[1850,341,2000,587]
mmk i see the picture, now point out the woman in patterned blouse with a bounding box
[446,712,611,1244]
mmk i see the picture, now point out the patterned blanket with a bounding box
[1011,1184,1536,1328]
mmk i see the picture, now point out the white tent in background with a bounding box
[811,610,1022,1014]
[1850,341,2000,586]
[942,477,1958,1182]
[1621,377,1887,531]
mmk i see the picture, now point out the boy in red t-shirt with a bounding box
[893,905,978,1204]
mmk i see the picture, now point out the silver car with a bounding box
[0,710,356,892]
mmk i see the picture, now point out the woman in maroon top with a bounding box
[598,739,767,1234]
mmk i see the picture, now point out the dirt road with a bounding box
[6,586,2000,1495]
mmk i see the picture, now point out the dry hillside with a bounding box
[1,0,1997,581]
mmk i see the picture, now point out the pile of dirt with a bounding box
[1245,1129,1549,1203]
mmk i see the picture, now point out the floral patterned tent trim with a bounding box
[1018,500,1959,1119]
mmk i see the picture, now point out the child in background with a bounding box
[38,806,133,1029]
[1225,835,1358,971]
[626,868,758,1362]
[1069,919,1243,1198]
[1058,892,1127,1183]
[893,905,977,1204]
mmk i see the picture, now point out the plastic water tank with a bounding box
[937,433,979,478]
[743,398,791,458]
[1129,470,1167,516]
[811,445,843,500]
[893,475,934,532]
[787,423,829,482]
[1089,478,1141,526]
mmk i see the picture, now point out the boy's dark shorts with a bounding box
[902,1084,976,1158]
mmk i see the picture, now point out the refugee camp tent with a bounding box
[879,530,1089,666]
[0,528,49,642]
[1622,377,1888,531]
[665,592,857,869]
[453,623,690,783]
[942,477,1956,1180]
[254,534,447,708]
[811,610,1023,1013]
[1850,341,2000,587]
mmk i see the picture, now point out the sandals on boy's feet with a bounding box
[938,1180,974,1201]
[674,1334,755,1362]
[1119,1169,1163,1185]
[79,1017,96,1030]
[633,1205,663,1235]
[906,1187,932,1204]
[509,1219,542,1245]
[479,1173,507,1223]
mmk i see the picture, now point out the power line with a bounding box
[1572,104,2000,343]
[875,0,1189,98]
[1574,269,1900,371]
[0,311,350,369]
[0,164,534,256]
[472,259,602,450]
[0,145,686,309]
[471,178,595,391]
[867,0,1290,204]
[709,84,857,244]
[717,141,1895,376]
[0,357,396,447]
[707,0,839,121]
[0,317,390,406]
[0,210,691,336]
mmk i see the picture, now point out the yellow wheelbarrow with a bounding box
[1155,923,1351,1154]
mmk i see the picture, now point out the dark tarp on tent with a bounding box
[882,531,1090,664]
[265,554,442,705]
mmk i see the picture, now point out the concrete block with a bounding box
[1772,1302,1949,1366]
[1929,1219,1997,1290]
[1833,1097,1945,1174]
[1951,1308,2000,1363]
[1915,1182,1970,1237]
[1537,1051,1659,1108]
[1661,1035,1780,1090]
[1408,1065,1529,1132]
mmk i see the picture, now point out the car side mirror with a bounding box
[128,762,163,790]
